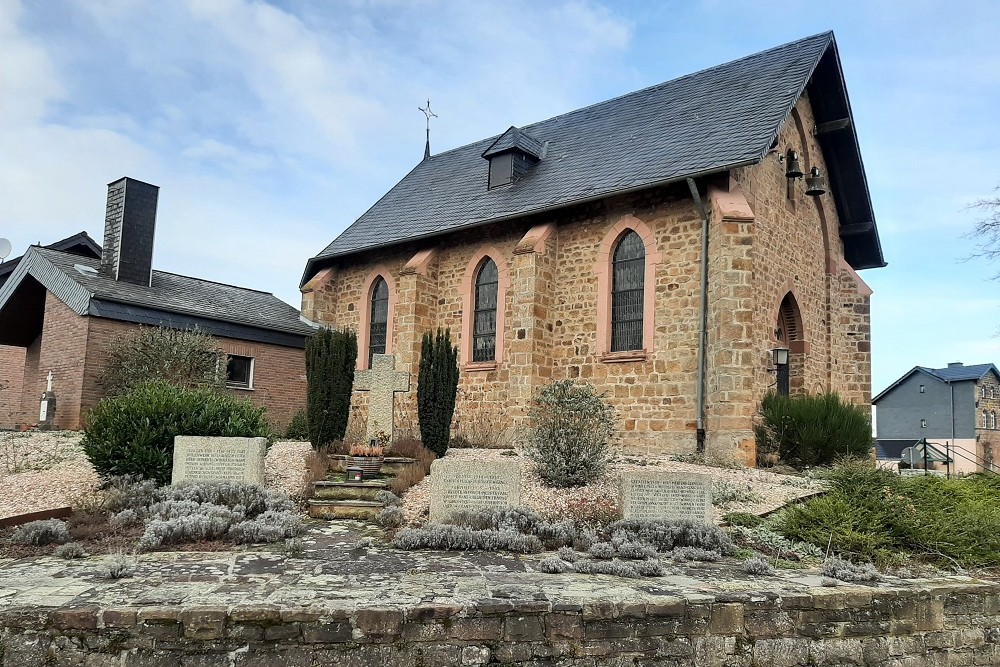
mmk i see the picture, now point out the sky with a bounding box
[1,0,998,396]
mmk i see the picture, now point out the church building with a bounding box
[300,32,885,463]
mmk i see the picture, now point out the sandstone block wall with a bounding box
[303,92,877,459]
[1,582,997,666]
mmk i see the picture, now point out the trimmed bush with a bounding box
[417,329,460,458]
[743,556,774,576]
[82,381,271,484]
[98,326,225,395]
[285,409,310,440]
[10,519,70,546]
[306,328,357,449]
[525,380,615,488]
[754,391,873,468]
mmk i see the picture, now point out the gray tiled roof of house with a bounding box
[307,30,883,280]
[35,248,315,337]
[922,363,999,383]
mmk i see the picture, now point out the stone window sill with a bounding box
[600,350,648,364]
[463,362,498,372]
[227,385,255,392]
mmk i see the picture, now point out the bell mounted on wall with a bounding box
[784,150,804,179]
[805,167,827,196]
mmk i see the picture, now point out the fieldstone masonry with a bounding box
[353,353,410,441]
[622,471,713,523]
[170,436,267,485]
[428,459,521,523]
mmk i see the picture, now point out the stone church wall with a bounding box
[303,93,876,460]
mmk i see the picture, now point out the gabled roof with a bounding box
[482,126,544,159]
[0,231,101,285]
[0,247,315,348]
[304,31,884,284]
[872,363,1000,403]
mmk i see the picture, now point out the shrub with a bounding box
[610,519,735,555]
[98,326,225,395]
[391,525,543,553]
[632,559,665,577]
[557,546,584,562]
[776,462,1000,567]
[82,381,270,484]
[54,542,86,559]
[96,553,136,579]
[525,380,615,487]
[712,480,763,507]
[285,409,310,440]
[742,556,774,576]
[537,556,574,573]
[306,328,357,449]
[588,542,615,559]
[375,490,403,507]
[822,557,880,582]
[724,512,764,528]
[10,519,70,545]
[669,546,722,562]
[613,541,658,560]
[754,392,873,468]
[573,559,641,578]
[378,506,406,528]
[417,329,460,458]
[554,495,622,530]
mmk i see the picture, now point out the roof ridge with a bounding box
[421,32,834,163]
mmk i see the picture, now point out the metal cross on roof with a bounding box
[419,99,438,159]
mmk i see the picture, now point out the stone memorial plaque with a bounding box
[621,471,713,523]
[428,459,521,523]
[171,436,267,485]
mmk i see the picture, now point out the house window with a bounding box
[611,230,645,352]
[919,384,925,393]
[984,411,989,429]
[473,258,498,362]
[982,386,987,398]
[992,386,997,399]
[488,154,514,189]
[369,276,389,367]
[920,419,927,428]
[226,355,254,389]
[993,411,997,430]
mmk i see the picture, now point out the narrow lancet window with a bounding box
[473,258,498,362]
[369,276,389,367]
[611,231,645,352]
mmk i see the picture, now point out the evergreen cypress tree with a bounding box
[417,328,460,457]
[306,327,357,449]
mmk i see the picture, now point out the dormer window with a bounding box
[483,126,543,190]
[489,153,515,189]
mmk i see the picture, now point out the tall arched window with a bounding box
[984,410,989,429]
[368,276,389,367]
[473,258,498,362]
[611,231,645,352]
[992,411,997,430]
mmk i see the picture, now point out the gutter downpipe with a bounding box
[687,177,710,454]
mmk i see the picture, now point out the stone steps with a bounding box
[307,499,383,521]
[313,479,389,501]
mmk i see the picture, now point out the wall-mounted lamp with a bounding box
[805,167,827,196]
[770,347,790,396]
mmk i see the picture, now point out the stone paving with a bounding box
[0,519,984,613]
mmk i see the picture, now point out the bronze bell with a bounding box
[805,166,827,196]
[785,150,804,179]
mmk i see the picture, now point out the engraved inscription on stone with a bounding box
[621,472,713,523]
[428,459,521,524]
[171,436,267,486]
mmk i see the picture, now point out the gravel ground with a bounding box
[399,447,823,526]
[0,431,312,520]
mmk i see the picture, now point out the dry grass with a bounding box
[389,439,436,496]
[300,449,331,499]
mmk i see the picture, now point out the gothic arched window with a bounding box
[611,230,645,352]
[368,276,389,368]
[473,259,498,362]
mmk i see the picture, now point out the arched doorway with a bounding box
[774,292,806,394]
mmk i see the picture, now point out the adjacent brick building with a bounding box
[0,178,313,431]
[300,32,885,464]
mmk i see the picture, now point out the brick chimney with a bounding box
[100,177,159,286]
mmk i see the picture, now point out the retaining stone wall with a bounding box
[1,582,998,666]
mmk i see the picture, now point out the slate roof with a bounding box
[0,246,315,347]
[305,31,884,283]
[872,363,1000,403]
[0,231,101,285]
[482,126,544,159]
